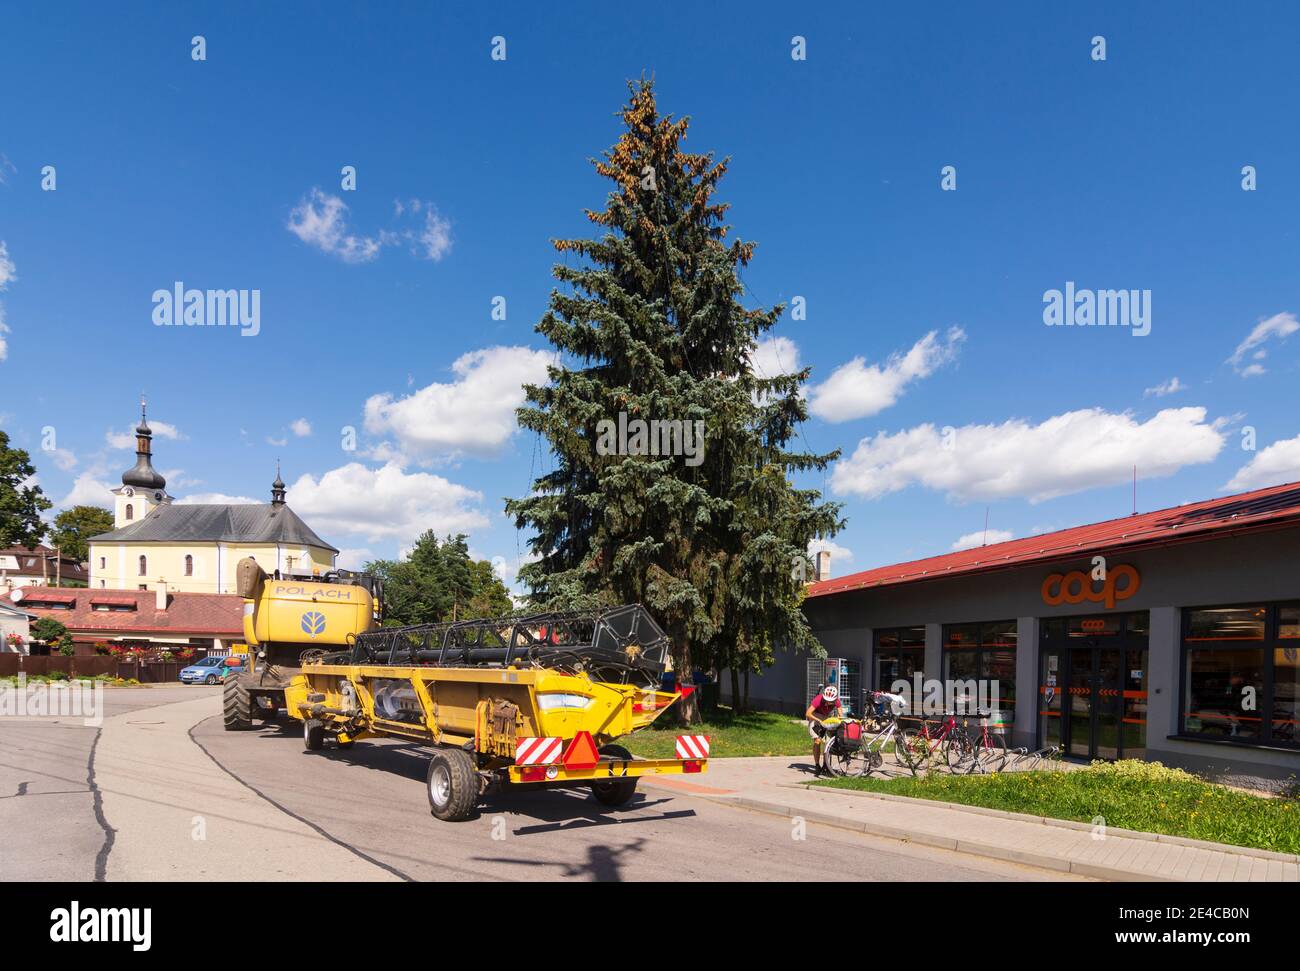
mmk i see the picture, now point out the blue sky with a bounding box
[2,1,1299,587]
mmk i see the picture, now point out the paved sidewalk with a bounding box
[641,756,1300,882]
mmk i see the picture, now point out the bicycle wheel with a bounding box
[825,740,868,777]
[893,729,925,774]
[971,733,1008,773]
[943,731,976,773]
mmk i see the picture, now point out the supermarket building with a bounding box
[737,480,1300,790]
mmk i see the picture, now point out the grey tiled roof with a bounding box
[88,503,338,553]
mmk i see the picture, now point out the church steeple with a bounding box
[271,462,286,507]
[121,397,167,491]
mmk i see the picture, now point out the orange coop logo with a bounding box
[1041,564,1140,610]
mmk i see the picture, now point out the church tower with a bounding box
[112,399,173,528]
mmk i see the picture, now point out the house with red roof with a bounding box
[733,480,1300,790]
[0,585,243,656]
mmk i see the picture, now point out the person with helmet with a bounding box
[806,684,843,776]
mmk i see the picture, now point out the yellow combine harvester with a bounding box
[282,604,706,821]
[224,557,383,730]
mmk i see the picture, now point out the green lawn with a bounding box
[621,707,812,759]
[814,760,1300,855]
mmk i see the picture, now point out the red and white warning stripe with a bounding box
[515,736,563,765]
[675,734,710,759]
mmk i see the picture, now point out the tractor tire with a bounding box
[222,675,253,731]
[303,719,325,751]
[591,743,638,808]
[426,749,479,822]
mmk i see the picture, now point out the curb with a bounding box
[720,794,1169,881]
[785,782,1300,865]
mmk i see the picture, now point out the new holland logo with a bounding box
[301,611,327,637]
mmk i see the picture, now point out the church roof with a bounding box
[88,503,339,552]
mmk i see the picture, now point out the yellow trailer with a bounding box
[282,605,707,821]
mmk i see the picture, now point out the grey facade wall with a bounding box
[722,526,1300,789]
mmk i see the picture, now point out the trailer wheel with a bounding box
[303,719,325,751]
[222,675,253,731]
[426,749,478,822]
[591,743,638,808]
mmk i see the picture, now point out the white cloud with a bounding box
[287,189,385,263]
[106,420,184,450]
[288,189,453,264]
[286,462,488,545]
[45,448,77,472]
[1144,377,1185,398]
[417,208,453,261]
[265,436,288,447]
[809,328,965,423]
[1228,312,1298,377]
[177,492,260,505]
[0,241,15,362]
[0,241,15,290]
[750,336,801,379]
[808,536,853,568]
[364,345,555,460]
[951,529,1015,551]
[336,547,375,570]
[290,418,312,437]
[59,471,115,509]
[1224,434,1300,492]
[832,406,1226,503]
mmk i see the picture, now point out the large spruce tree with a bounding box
[507,80,842,712]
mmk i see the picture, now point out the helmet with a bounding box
[821,685,839,703]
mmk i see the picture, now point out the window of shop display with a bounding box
[1181,602,1299,748]
[942,620,1016,732]
[874,626,925,690]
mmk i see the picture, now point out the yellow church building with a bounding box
[88,405,338,594]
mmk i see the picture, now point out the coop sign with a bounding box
[1041,564,1140,610]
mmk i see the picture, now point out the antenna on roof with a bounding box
[982,506,989,546]
[1133,465,1137,515]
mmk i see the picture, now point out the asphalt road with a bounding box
[1,686,1081,882]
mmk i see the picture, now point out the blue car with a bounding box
[179,655,246,685]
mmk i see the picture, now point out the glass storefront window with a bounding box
[1180,602,1298,748]
[874,626,925,691]
[944,623,979,648]
[1187,606,1266,642]
[898,626,926,648]
[942,620,1016,733]
[1273,646,1298,745]
[1184,647,1266,740]
[1069,615,1119,638]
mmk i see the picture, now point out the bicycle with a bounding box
[821,715,872,777]
[946,710,1008,774]
[894,711,967,775]
[859,691,908,775]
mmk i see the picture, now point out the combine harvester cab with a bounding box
[282,604,708,821]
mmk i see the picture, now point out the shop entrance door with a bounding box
[1039,613,1149,760]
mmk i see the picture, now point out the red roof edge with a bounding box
[807,479,1300,599]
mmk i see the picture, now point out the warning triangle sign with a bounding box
[562,731,600,770]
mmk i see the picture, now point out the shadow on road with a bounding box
[471,837,648,881]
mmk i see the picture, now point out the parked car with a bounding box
[179,655,247,685]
